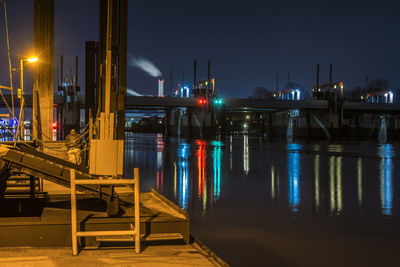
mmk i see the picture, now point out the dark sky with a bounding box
[0,0,399,98]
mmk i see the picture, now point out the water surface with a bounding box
[125,133,400,266]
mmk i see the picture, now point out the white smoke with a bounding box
[127,89,143,96]
[129,55,162,78]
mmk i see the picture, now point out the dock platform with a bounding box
[0,189,189,247]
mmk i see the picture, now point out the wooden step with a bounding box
[96,233,184,243]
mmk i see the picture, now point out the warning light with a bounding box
[52,122,57,129]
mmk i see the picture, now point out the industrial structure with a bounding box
[55,55,81,140]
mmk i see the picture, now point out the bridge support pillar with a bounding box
[164,110,170,137]
[378,115,387,144]
[187,108,193,139]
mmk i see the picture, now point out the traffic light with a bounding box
[198,98,207,105]
[214,98,223,105]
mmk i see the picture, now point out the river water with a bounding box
[124,133,400,267]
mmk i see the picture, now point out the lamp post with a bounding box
[17,57,37,140]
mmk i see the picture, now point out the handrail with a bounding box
[70,168,140,255]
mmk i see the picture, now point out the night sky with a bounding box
[0,0,399,98]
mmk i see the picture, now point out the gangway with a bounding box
[1,145,125,214]
[0,144,190,248]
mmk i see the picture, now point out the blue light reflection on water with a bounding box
[287,143,301,213]
[124,134,400,220]
[178,142,190,210]
[123,133,400,266]
[212,141,223,201]
[378,144,393,216]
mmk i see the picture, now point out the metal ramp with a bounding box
[0,145,190,246]
[2,145,121,205]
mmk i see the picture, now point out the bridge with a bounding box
[2,94,400,114]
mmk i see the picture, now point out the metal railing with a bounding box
[70,168,140,255]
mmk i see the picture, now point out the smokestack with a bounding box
[158,79,164,97]
[316,64,320,92]
[276,72,279,94]
[60,55,63,85]
[75,56,78,88]
[207,60,211,98]
[193,59,197,90]
[56,66,59,86]
[170,69,173,95]
[329,64,333,83]
[288,73,291,87]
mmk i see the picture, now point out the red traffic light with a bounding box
[198,98,208,105]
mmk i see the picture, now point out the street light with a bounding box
[27,57,38,63]
[17,56,38,140]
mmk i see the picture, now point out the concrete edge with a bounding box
[192,235,230,267]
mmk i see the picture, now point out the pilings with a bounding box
[33,0,54,141]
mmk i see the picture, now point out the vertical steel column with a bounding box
[70,169,78,256]
[134,167,140,253]
[85,42,96,126]
[98,0,107,114]
[316,64,320,94]
[193,60,197,93]
[170,70,173,96]
[117,0,127,140]
[207,60,210,98]
[33,0,54,141]
[60,55,63,84]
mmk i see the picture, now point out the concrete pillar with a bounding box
[287,116,294,143]
[188,108,193,139]
[33,0,54,141]
[378,115,387,144]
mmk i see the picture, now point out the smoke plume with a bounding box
[129,55,162,78]
[127,88,143,96]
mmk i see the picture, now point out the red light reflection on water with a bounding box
[196,140,206,198]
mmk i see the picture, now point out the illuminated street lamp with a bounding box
[27,57,38,63]
[16,56,38,139]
